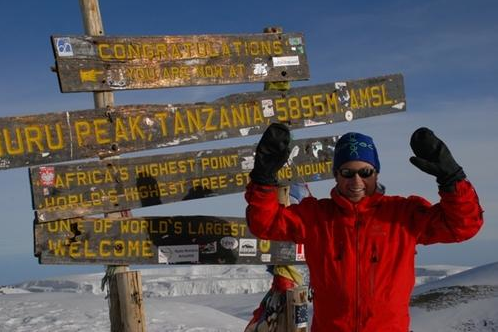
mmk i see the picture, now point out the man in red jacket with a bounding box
[245,124,483,332]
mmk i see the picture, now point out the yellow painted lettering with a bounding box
[128,116,145,140]
[142,43,155,60]
[45,123,64,150]
[99,240,111,257]
[69,242,80,258]
[113,44,126,59]
[273,40,283,55]
[350,90,359,109]
[231,105,246,127]
[260,40,271,55]
[114,240,125,257]
[97,44,112,60]
[300,95,313,118]
[229,65,238,78]
[186,109,202,133]
[154,112,168,136]
[381,84,394,105]
[127,44,140,59]
[359,88,371,107]
[24,126,44,153]
[370,86,382,107]
[203,108,217,131]
[174,112,187,135]
[253,105,264,125]
[128,241,140,256]
[275,98,288,121]
[93,118,111,144]
[312,94,326,116]
[222,43,231,56]
[142,240,153,257]
[171,44,182,58]
[74,121,91,147]
[114,117,129,141]
[3,128,24,155]
[84,240,96,257]
[232,41,242,55]
[326,92,340,113]
[155,43,168,59]
[219,107,231,129]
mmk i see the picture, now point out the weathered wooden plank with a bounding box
[0,74,404,170]
[34,216,306,265]
[30,135,337,222]
[51,33,309,92]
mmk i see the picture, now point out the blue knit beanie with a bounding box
[333,132,380,172]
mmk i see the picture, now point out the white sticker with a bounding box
[144,117,155,126]
[288,146,300,163]
[261,254,271,263]
[0,159,10,168]
[220,237,238,250]
[241,156,255,170]
[200,241,217,254]
[55,38,73,56]
[335,82,350,107]
[345,110,354,122]
[158,245,199,264]
[392,102,405,110]
[304,119,327,127]
[239,128,251,136]
[311,142,323,158]
[239,239,257,256]
[253,63,268,76]
[261,99,274,117]
[288,37,303,46]
[273,56,300,67]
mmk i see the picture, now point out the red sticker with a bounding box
[39,167,55,186]
[296,243,305,261]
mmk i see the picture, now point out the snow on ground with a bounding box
[1,263,498,331]
[413,262,498,294]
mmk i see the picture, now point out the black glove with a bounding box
[250,123,290,186]
[409,127,466,192]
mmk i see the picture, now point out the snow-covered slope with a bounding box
[411,262,498,331]
[1,263,498,331]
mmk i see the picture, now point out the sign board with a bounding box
[51,33,309,92]
[30,136,338,222]
[1,74,404,170]
[34,215,307,265]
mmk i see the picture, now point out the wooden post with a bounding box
[262,26,308,332]
[78,1,146,331]
[286,286,309,331]
[115,271,146,331]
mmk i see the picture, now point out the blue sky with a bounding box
[0,0,497,285]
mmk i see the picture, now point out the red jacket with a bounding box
[245,180,483,332]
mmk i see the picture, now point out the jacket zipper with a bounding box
[355,212,361,332]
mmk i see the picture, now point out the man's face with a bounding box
[335,161,378,203]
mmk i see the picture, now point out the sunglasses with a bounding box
[338,167,376,179]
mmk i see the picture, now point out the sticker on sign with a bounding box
[158,245,199,264]
[239,239,257,257]
[272,55,300,67]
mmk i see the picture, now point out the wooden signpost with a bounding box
[34,215,306,265]
[0,1,410,330]
[30,135,338,222]
[51,33,309,92]
[0,73,404,170]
